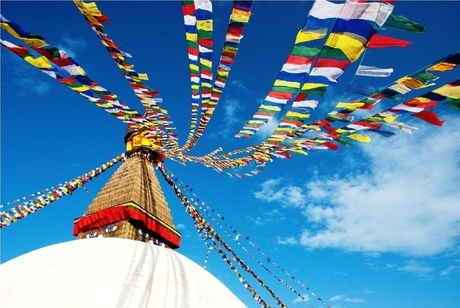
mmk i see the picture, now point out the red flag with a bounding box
[368,34,412,48]
[323,142,339,151]
[412,110,444,126]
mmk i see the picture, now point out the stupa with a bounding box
[0,131,246,307]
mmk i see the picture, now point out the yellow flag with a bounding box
[197,20,213,31]
[24,55,52,69]
[137,73,149,80]
[189,64,199,72]
[22,38,48,48]
[301,124,321,131]
[295,28,327,43]
[325,33,365,62]
[336,101,365,110]
[289,148,308,156]
[186,32,197,42]
[286,111,310,119]
[427,62,457,72]
[73,85,90,92]
[301,83,328,91]
[274,79,300,88]
[267,137,284,143]
[1,24,48,47]
[397,76,425,89]
[218,70,229,77]
[231,9,250,23]
[200,58,212,68]
[347,134,371,142]
[380,113,398,123]
[260,104,281,111]
[433,84,460,99]
[274,127,293,133]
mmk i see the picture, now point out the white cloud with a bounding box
[277,236,298,245]
[345,297,365,303]
[222,98,243,135]
[292,293,310,304]
[175,223,186,230]
[330,294,364,303]
[254,178,307,208]
[330,295,344,302]
[397,260,434,277]
[440,265,460,277]
[362,288,374,294]
[57,34,87,58]
[254,115,281,141]
[17,77,50,95]
[260,117,460,256]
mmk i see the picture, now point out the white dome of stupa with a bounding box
[0,237,246,308]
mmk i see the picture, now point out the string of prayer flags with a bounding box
[73,0,178,150]
[0,15,47,47]
[235,11,330,138]
[255,7,390,149]
[180,1,253,152]
[280,54,460,155]
[2,0,460,182]
[158,164,277,307]
[181,0,202,147]
[159,165,329,307]
[0,154,124,228]
[236,0,395,140]
[0,17,152,130]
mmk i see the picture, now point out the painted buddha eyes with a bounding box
[138,229,150,238]
[84,225,119,238]
[105,226,118,233]
[85,231,98,238]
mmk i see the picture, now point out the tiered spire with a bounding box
[73,130,180,248]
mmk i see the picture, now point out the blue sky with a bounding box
[1,1,460,307]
